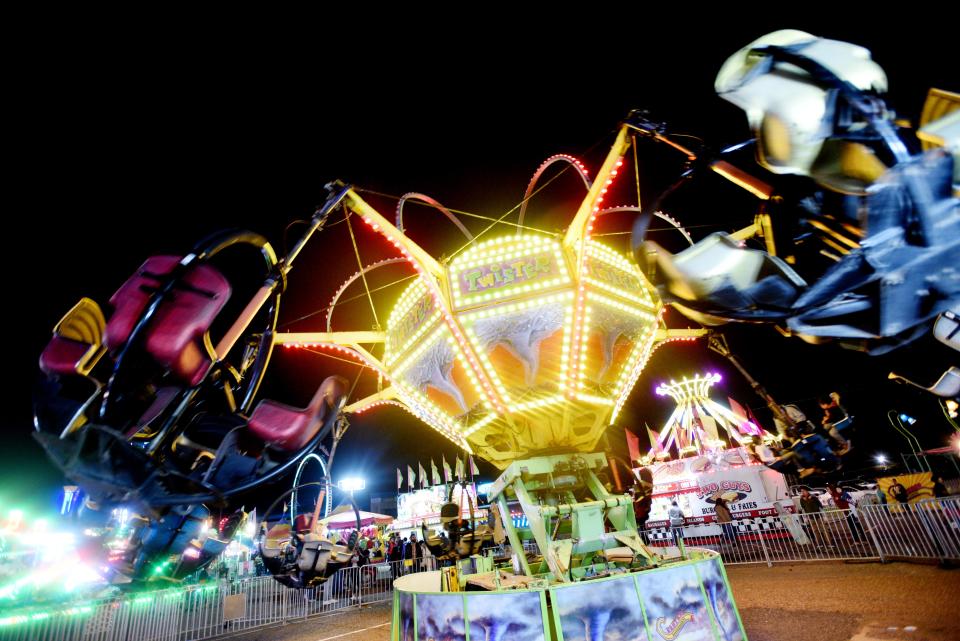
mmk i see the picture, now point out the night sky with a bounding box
[7,19,956,515]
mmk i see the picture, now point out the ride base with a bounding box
[393,550,744,640]
[392,454,747,640]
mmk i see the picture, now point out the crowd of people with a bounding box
[384,531,427,574]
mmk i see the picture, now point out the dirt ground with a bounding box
[726,562,960,641]
[219,561,960,641]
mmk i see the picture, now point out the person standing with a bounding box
[799,488,822,514]
[632,481,653,543]
[388,533,403,578]
[799,488,833,548]
[875,483,888,505]
[713,495,737,546]
[826,482,863,542]
[933,477,948,498]
[667,500,685,548]
[403,532,424,573]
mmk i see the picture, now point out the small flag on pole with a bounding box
[701,415,721,441]
[646,424,662,454]
[419,462,428,488]
[468,455,479,476]
[728,397,761,436]
[407,465,416,492]
[397,468,403,491]
[676,426,691,450]
[727,396,747,420]
[745,406,767,436]
[625,428,642,463]
[442,455,452,483]
[431,459,442,486]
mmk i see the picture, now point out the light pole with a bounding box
[336,478,366,547]
[337,477,366,496]
[886,410,928,472]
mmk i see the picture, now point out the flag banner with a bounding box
[419,462,428,488]
[407,465,416,492]
[701,415,720,442]
[727,396,747,419]
[646,424,662,453]
[468,455,479,476]
[442,455,452,483]
[676,425,690,449]
[397,468,403,491]
[431,459,442,486]
[625,428,642,462]
[455,456,464,481]
[745,406,767,436]
[727,397,757,435]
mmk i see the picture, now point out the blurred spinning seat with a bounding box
[645,233,806,324]
[104,256,231,385]
[248,376,348,451]
[39,297,106,377]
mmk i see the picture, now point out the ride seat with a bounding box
[39,298,107,377]
[791,433,838,469]
[263,523,292,550]
[248,376,348,451]
[934,310,959,352]
[104,256,231,386]
[645,233,806,323]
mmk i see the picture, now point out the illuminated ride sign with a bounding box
[381,234,662,468]
[394,484,481,530]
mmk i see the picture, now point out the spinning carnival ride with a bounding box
[31,27,956,641]
[32,124,709,594]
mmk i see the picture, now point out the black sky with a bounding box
[7,19,957,513]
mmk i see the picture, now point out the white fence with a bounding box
[0,557,436,641]
[3,498,959,641]
[860,497,960,561]
[648,496,960,566]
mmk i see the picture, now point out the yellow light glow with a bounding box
[367,230,663,468]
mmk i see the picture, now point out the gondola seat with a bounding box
[248,376,348,451]
[104,256,231,386]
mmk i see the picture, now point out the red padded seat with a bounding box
[40,336,95,377]
[104,256,231,386]
[39,297,106,377]
[248,376,348,451]
[294,514,312,533]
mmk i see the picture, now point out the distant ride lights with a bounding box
[646,371,772,462]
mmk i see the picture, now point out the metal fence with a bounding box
[3,499,959,641]
[0,557,437,641]
[859,497,960,561]
[648,496,960,567]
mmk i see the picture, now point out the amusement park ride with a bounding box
[31,29,957,640]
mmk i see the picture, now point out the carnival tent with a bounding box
[318,505,394,529]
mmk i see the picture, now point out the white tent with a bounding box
[318,505,394,529]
